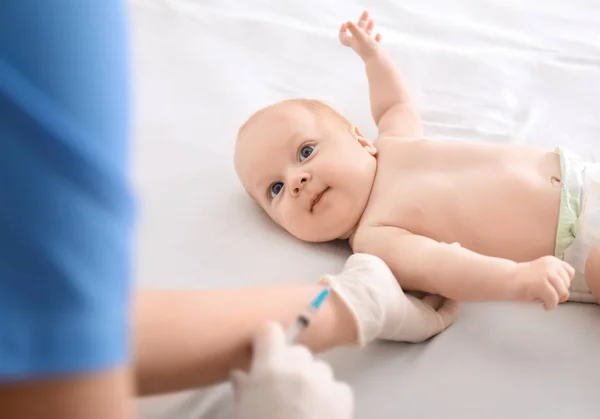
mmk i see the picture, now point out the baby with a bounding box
[234,11,600,310]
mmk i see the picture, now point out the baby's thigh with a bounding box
[585,243,600,303]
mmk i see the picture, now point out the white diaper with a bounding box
[561,158,600,302]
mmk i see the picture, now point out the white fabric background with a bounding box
[130,0,600,418]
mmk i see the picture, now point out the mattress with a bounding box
[130,0,600,418]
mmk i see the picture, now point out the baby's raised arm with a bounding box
[354,227,575,310]
[339,11,421,139]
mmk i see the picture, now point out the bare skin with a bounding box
[1,283,359,417]
[353,139,568,303]
[0,368,133,419]
[235,11,600,310]
[133,286,358,395]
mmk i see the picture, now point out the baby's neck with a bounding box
[339,226,358,242]
[338,164,379,245]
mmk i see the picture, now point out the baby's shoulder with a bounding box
[348,225,378,255]
[374,136,439,161]
[349,223,408,255]
[374,135,421,150]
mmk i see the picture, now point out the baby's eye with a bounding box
[269,182,284,199]
[299,145,314,162]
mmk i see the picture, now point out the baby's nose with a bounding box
[290,173,311,196]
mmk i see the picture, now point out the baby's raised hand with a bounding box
[339,10,382,61]
[512,256,575,310]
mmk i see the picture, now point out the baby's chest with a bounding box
[362,172,451,229]
[359,159,505,242]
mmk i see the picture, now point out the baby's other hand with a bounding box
[339,10,382,62]
[512,256,575,310]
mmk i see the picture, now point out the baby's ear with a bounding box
[350,126,377,156]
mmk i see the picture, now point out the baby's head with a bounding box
[234,99,378,242]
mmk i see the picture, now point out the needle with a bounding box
[285,288,331,344]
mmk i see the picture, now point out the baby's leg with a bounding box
[585,242,600,303]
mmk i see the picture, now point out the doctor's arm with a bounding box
[133,286,357,395]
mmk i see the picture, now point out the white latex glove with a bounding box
[231,322,354,419]
[320,253,461,345]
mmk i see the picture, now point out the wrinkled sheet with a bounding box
[130,0,600,418]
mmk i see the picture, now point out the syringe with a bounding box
[285,287,331,344]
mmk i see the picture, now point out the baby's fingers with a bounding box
[365,19,375,35]
[548,272,569,303]
[541,281,560,310]
[563,261,575,279]
[346,21,368,43]
[422,294,444,310]
[339,23,352,46]
[357,10,370,29]
[437,299,461,330]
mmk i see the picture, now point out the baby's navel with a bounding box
[550,176,561,187]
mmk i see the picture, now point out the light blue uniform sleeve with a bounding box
[0,1,134,379]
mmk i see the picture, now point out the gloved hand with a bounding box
[320,253,461,345]
[231,322,354,419]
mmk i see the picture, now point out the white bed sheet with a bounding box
[130,0,600,418]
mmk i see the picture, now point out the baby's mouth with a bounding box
[310,187,330,213]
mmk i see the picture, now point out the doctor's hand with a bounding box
[231,322,354,419]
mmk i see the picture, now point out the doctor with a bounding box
[0,2,459,418]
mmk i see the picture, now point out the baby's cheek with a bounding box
[277,205,302,229]
[264,206,284,227]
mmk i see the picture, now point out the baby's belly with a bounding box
[394,172,562,262]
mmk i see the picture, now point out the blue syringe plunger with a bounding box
[309,288,330,311]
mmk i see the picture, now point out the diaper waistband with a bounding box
[554,146,585,260]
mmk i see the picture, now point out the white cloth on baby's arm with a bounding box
[320,253,460,345]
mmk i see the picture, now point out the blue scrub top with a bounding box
[0,1,134,378]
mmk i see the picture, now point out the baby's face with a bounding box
[234,101,377,242]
